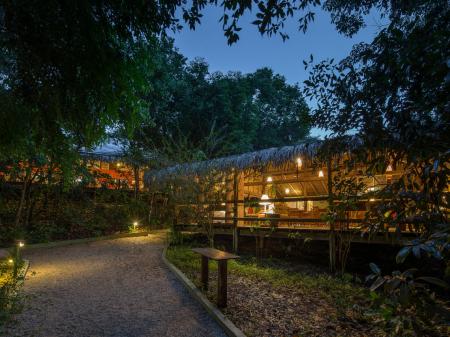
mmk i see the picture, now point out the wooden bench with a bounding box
[192,247,239,308]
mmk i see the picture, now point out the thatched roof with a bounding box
[144,136,365,185]
[79,150,124,162]
[144,139,328,185]
[79,143,156,165]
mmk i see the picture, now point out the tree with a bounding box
[303,1,449,254]
[249,68,310,149]
[139,57,311,157]
[0,1,186,164]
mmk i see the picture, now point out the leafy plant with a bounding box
[0,258,24,331]
[366,263,449,335]
[326,171,367,274]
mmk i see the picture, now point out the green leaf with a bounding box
[416,277,449,289]
[370,276,385,291]
[369,262,380,274]
[396,246,411,264]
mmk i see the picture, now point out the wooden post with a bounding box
[232,171,239,253]
[225,174,234,224]
[217,260,228,308]
[327,156,336,273]
[201,256,209,290]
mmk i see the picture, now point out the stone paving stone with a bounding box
[5,235,226,337]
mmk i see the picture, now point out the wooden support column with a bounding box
[232,171,239,253]
[327,156,336,273]
[232,171,244,253]
[225,174,234,225]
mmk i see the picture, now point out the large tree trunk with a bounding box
[24,181,33,229]
[133,165,140,199]
[14,169,31,230]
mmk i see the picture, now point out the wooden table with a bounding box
[192,248,239,308]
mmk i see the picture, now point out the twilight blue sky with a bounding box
[170,6,386,137]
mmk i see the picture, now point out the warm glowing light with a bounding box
[386,164,393,172]
[116,162,121,167]
[18,241,24,248]
[296,157,302,168]
[285,188,290,194]
[369,198,375,202]
[266,176,273,182]
[260,194,272,212]
[221,202,226,206]
[133,221,138,228]
[8,259,13,264]
[318,170,324,177]
[259,194,270,205]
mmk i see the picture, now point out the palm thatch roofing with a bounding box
[79,150,125,163]
[79,143,156,165]
[145,138,362,185]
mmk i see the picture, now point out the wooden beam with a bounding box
[308,180,320,195]
[327,157,336,273]
[244,176,327,186]
[211,217,364,223]
[232,171,239,253]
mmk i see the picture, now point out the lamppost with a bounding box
[12,240,25,278]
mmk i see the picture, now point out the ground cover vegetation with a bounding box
[0,246,25,332]
[167,243,449,336]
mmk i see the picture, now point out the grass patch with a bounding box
[166,245,370,320]
[167,244,449,337]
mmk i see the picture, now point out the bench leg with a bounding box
[201,256,209,290]
[217,260,227,308]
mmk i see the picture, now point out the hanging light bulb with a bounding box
[267,176,273,182]
[260,194,271,213]
[285,188,290,194]
[296,157,302,168]
[260,194,269,202]
[318,170,324,178]
[386,164,393,172]
[260,194,270,205]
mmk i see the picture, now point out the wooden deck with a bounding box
[174,223,417,245]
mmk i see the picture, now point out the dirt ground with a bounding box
[4,234,226,337]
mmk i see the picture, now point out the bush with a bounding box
[0,258,23,331]
[0,184,155,246]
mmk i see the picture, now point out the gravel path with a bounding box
[5,234,226,337]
